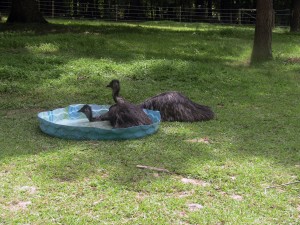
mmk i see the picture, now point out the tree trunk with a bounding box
[290,0,300,32]
[251,0,273,64]
[7,0,47,23]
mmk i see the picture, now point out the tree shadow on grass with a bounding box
[0,20,249,111]
[0,101,298,191]
[0,21,298,189]
[33,119,299,190]
[0,21,252,61]
[34,126,219,184]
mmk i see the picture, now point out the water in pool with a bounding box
[56,118,113,129]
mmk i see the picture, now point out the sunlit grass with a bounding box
[26,42,59,54]
[0,19,299,224]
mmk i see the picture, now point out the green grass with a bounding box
[0,19,299,224]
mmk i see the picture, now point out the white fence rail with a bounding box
[0,1,291,27]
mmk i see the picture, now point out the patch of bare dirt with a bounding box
[18,186,37,194]
[135,192,149,201]
[230,194,243,201]
[8,201,31,211]
[187,203,204,211]
[217,190,244,201]
[185,137,211,144]
[285,57,300,64]
[180,177,210,187]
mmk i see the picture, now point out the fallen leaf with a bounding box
[230,176,236,181]
[187,203,204,211]
[230,194,243,201]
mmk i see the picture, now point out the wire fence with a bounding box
[0,1,291,27]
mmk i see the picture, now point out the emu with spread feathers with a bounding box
[107,80,214,122]
[140,91,214,122]
[78,80,151,128]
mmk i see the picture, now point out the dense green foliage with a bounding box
[0,20,299,224]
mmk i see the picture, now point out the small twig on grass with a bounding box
[264,181,300,194]
[136,165,170,173]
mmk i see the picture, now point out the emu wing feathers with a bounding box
[140,91,214,122]
[100,103,151,128]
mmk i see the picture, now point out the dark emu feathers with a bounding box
[140,91,214,122]
[107,80,214,122]
[78,80,152,128]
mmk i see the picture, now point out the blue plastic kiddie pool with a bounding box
[38,104,161,140]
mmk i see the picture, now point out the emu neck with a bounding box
[116,96,125,104]
[86,110,95,122]
[112,88,120,103]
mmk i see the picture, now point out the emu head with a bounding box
[78,104,95,122]
[106,80,120,94]
[106,79,120,102]
[78,104,93,118]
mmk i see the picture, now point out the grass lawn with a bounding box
[0,19,299,224]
